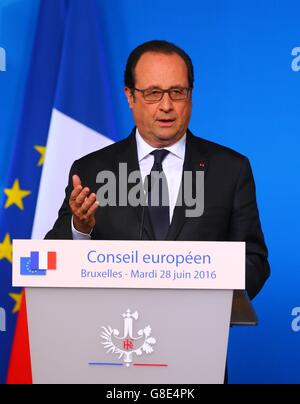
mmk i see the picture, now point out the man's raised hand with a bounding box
[69,175,99,234]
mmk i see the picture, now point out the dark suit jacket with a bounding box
[45,129,270,299]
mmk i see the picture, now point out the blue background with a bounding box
[0,0,299,383]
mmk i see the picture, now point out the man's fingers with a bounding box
[69,176,99,226]
[70,185,83,202]
[81,193,97,214]
[70,176,99,232]
[72,175,82,189]
[70,176,84,202]
[84,201,100,220]
[73,187,91,206]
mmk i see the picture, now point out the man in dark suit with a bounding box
[45,40,270,300]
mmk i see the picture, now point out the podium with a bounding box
[13,240,256,384]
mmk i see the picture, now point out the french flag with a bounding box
[30,252,57,271]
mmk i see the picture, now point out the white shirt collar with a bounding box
[136,128,186,163]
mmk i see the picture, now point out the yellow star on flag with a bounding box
[4,179,31,210]
[0,233,12,264]
[34,145,46,167]
[9,292,23,314]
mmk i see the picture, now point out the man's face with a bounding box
[125,52,192,148]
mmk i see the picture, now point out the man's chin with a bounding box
[153,131,185,146]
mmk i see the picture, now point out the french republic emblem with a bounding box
[101,309,156,367]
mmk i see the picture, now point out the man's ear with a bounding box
[124,87,135,109]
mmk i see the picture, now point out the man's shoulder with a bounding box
[73,133,134,168]
[189,132,248,164]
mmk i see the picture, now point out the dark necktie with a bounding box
[147,149,170,240]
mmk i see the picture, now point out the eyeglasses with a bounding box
[133,87,192,103]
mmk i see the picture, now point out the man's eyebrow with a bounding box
[143,84,186,89]
[143,85,162,89]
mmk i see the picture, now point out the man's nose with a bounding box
[159,92,174,111]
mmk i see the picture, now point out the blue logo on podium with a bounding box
[20,252,47,276]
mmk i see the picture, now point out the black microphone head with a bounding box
[144,174,152,193]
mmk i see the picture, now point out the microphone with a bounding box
[144,173,152,193]
[139,175,151,240]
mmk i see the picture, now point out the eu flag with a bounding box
[0,0,67,382]
[0,0,116,384]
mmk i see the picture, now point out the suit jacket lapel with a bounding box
[166,130,209,240]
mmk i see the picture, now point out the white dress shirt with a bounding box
[72,129,186,239]
[135,129,186,222]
